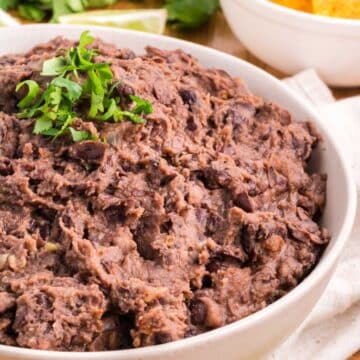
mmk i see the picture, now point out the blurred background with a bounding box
[1,0,360,98]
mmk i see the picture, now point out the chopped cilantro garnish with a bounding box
[130,95,153,115]
[41,57,67,77]
[69,127,97,142]
[51,77,82,102]
[16,80,40,109]
[16,31,153,142]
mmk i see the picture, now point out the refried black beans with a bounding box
[0,36,329,351]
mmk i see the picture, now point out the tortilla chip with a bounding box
[313,0,360,19]
[271,0,312,12]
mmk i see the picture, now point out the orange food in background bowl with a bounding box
[271,0,360,19]
[270,0,311,12]
[313,0,360,19]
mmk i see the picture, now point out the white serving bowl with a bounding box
[0,24,356,360]
[221,0,360,87]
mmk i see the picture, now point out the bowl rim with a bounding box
[0,24,357,359]
[232,0,360,27]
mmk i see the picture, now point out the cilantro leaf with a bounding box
[69,127,93,142]
[166,0,219,29]
[120,111,146,124]
[46,85,62,110]
[129,95,153,115]
[33,116,53,134]
[88,68,107,118]
[41,57,67,76]
[76,30,98,69]
[51,77,82,102]
[16,80,40,109]
[79,30,95,50]
[40,128,61,137]
[53,113,74,138]
[89,92,104,118]
[97,98,117,121]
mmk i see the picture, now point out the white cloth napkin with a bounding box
[269,70,360,360]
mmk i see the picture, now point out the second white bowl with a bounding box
[221,0,360,87]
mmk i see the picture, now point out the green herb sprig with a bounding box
[16,31,152,142]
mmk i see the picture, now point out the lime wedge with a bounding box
[0,9,20,27]
[59,9,167,34]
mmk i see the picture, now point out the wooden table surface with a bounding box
[115,2,360,358]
